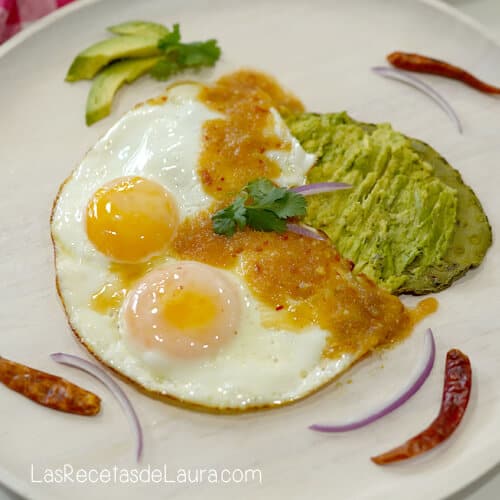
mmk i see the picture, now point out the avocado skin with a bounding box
[66,35,162,82]
[398,137,492,294]
[286,112,492,295]
[85,56,162,126]
[107,21,169,38]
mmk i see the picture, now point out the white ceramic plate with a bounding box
[1,0,499,498]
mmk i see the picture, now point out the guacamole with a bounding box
[286,112,492,294]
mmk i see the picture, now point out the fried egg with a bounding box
[52,71,423,411]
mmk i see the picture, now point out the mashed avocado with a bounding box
[286,113,492,294]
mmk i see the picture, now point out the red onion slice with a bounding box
[51,352,143,462]
[291,182,351,196]
[372,66,462,134]
[310,328,436,433]
[286,223,327,240]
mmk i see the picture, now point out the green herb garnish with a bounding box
[65,21,221,124]
[150,24,221,80]
[212,178,307,237]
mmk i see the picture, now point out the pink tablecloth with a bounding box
[0,0,75,43]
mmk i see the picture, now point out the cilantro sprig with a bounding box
[212,179,307,237]
[150,24,221,80]
[66,20,222,125]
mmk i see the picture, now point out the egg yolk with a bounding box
[86,176,179,263]
[123,261,241,358]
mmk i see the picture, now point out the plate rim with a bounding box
[0,1,499,499]
[1,0,499,61]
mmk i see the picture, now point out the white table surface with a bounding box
[1,0,499,499]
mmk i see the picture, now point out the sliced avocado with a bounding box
[285,112,492,295]
[107,21,169,38]
[86,56,162,126]
[66,35,162,82]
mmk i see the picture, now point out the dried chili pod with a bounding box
[387,52,500,94]
[372,349,471,465]
[0,356,101,416]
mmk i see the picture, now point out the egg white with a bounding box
[51,82,357,410]
[57,252,354,408]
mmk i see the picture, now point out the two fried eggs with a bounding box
[52,72,413,411]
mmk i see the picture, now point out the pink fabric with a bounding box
[0,0,75,43]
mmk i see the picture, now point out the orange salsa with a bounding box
[91,69,437,359]
[197,70,304,199]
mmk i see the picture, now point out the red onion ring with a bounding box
[372,66,462,134]
[51,352,143,462]
[286,223,327,240]
[291,182,351,196]
[310,328,436,432]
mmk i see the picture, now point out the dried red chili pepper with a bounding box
[371,348,471,465]
[0,356,101,416]
[387,52,500,94]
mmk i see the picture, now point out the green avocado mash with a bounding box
[286,112,492,294]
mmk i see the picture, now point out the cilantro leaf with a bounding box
[157,23,181,49]
[270,191,307,218]
[149,59,181,81]
[212,212,237,237]
[151,24,221,81]
[246,208,287,233]
[212,195,247,236]
[245,178,305,217]
[246,178,288,206]
[211,178,307,236]
[176,40,221,68]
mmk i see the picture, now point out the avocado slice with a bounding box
[66,35,162,82]
[285,112,492,295]
[86,56,162,126]
[108,21,169,38]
